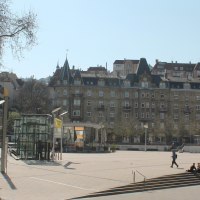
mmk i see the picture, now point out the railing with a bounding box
[132,169,146,187]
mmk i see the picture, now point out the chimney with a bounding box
[156,59,159,63]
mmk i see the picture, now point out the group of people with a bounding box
[170,150,200,174]
[186,163,200,173]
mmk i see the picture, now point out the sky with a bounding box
[2,0,200,79]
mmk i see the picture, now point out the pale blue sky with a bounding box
[2,0,200,79]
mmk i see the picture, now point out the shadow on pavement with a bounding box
[22,160,61,166]
[1,172,17,190]
[63,161,80,170]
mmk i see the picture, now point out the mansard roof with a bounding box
[87,66,107,72]
[153,61,195,72]
[113,59,139,65]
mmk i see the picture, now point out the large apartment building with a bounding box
[48,57,200,144]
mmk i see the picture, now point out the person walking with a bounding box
[171,150,179,168]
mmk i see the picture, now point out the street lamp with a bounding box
[144,123,148,152]
[59,111,68,160]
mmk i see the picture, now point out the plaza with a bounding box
[0,150,200,200]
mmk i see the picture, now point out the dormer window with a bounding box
[141,81,148,88]
[74,79,81,85]
[98,79,105,86]
[63,80,67,85]
[124,80,130,87]
[184,83,190,89]
[159,82,166,89]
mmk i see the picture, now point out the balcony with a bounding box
[97,105,105,111]
[159,107,167,112]
[183,106,191,114]
[123,106,131,111]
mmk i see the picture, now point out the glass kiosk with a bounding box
[14,114,51,160]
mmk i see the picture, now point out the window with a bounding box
[141,82,148,88]
[196,96,200,101]
[63,100,67,106]
[87,90,92,96]
[174,114,178,119]
[184,83,190,89]
[74,99,80,106]
[124,113,129,118]
[141,113,145,118]
[141,103,145,108]
[75,89,80,94]
[160,94,165,99]
[124,101,129,107]
[141,93,145,98]
[99,91,104,97]
[110,112,115,118]
[73,110,80,116]
[98,79,105,86]
[173,104,179,109]
[146,112,150,118]
[135,103,138,108]
[134,92,138,98]
[196,105,200,110]
[160,122,164,129]
[74,79,81,85]
[159,82,166,89]
[87,112,91,117]
[174,93,179,99]
[110,101,115,107]
[196,114,200,120]
[63,80,67,85]
[98,112,103,117]
[185,114,189,121]
[63,89,67,96]
[99,100,104,106]
[124,80,130,87]
[87,100,91,106]
[160,103,165,108]
[151,113,155,119]
[146,102,150,108]
[160,113,165,119]
[110,91,115,97]
[124,91,129,98]
[135,113,138,118]
[152,102,155,108]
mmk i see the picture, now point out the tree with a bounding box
[14,77,52,114]
[0,0,37,61]
[7,111,20,135]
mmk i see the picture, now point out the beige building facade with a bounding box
[48,57,200,145]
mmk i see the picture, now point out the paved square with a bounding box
[0,151,200,200]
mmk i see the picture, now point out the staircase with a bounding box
[70,172,200,199]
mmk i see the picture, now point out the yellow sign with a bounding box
[75,127,84,131]
[54,118,62,128]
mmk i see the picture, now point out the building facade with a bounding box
[48,57,200,145]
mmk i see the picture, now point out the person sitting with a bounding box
[196,163,200,173]
[186,163,196,173]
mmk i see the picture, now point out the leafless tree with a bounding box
[0,0,37,61]
[14,77,52,114]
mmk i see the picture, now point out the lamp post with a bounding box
[51,107,61,161]
[1,93,8,173]
[144,123,148,152]
[59,111,68,160]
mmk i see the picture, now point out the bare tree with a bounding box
[14,77,52,114]
[0,0,37,61]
